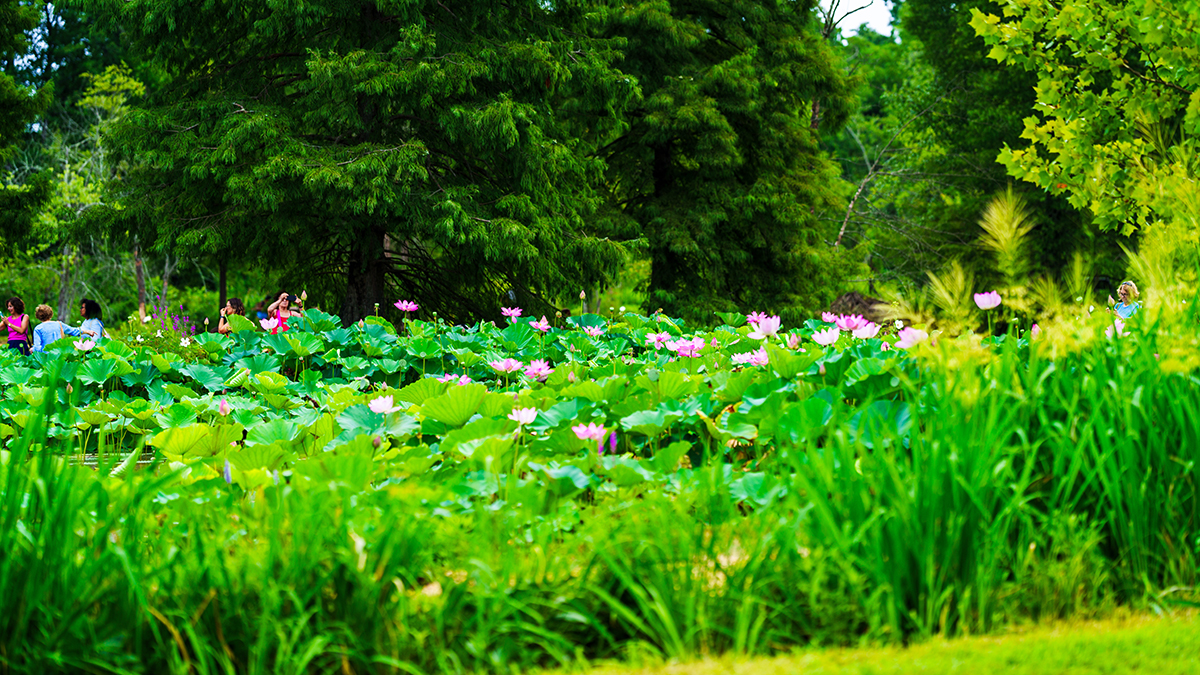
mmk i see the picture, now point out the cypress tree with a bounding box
[0,0,53,245]
[584,0,860,323]
[91,0,637,323]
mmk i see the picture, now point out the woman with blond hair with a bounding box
[1108,281,1141,319]
[31,304,86,352]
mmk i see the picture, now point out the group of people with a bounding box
[1,289,307,357]
[3,297,106,355]
[216,292,304,336]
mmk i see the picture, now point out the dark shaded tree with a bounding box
[89,0,638,324]
[585,0,863,323]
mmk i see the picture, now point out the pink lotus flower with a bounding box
[218,398,230,417]
[667,337,705,358]
[747,311,769,325]
[524,359,554,381]
[531,316,551,332]
[437,372,460,383]
[1030,323,1041,339]
[1105,319,1126,339]
[880,341,891,352]
[456,375,472,386]
[731,347,769,367]
[835,314,869,331]
[974,291,1002,310]
[786,333,802,350]
[583,325,604,337]
[645,332,671,349]
[369,395,401,414]
[567,372,577,383]
[895,327,929,349]
[572,422,608,441]
[489,358,523,373]
[259,317,278,331]
[75,340,96,352]
[811,327,840,346]
[821,312,838,323]
[508,407,537,426]
[748,315,782,340]
[852,322,880,339]
[501,307,523,319]
[394,300,419,312]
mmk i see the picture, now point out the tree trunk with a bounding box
[218,257,227,316]
[162,254,176,300]
[56,244,73,321]
[134,246,147,321]
[340,227,388,325]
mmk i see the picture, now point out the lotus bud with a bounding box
[818,363,826,376]
[218,398,230,416]
[301,290,308,301]
[555,311,562,319]
[580,290,587,300]
[372,436,382,449]
[204,317,209,326]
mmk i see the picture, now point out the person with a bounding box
[2,297,30,355]
[266,292,300,334]
[80,298,107,338]
[217,297,246,335]
[1108,281,1141,319]
[31,304,86,352]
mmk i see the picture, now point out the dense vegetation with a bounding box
[2,304,1198,672]
[3,0,1200,673]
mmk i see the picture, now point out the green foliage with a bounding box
[586,0,863,323]
[92,0,639,324]
[2,303,1199,671]
[971,0,1200,238]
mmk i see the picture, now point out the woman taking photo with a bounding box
[3,297,30,355]
[266,292,301,334]
[217,297,246,335]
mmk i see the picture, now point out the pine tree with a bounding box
[0,0,53,246]
[584,0,861,323]
[89,0,638,323]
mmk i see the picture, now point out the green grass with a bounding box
[548,612,1200,675]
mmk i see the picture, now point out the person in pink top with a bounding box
[3,296,30,355]
[266,292,302,334]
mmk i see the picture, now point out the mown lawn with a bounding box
[552,612,1200,675]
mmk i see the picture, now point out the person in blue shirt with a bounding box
[1108,281,1141,319]
[31,304,88,351]
[80,298,107,338]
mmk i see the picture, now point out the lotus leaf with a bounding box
[245,418,300,447]
[234,354,281,375]
[164,384,199,401]
[224,367,251,388]
[248,371,288,394]
[2,367,40,389]
[78,360,117,387]
[151,424,212,457]
[225,314,257,333]
[420,383,488,428]
[393,374,451,401]
[179,363,230,392]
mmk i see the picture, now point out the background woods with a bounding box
[0,0,1177,326]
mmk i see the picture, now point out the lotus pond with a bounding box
[1,309,1197,674]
